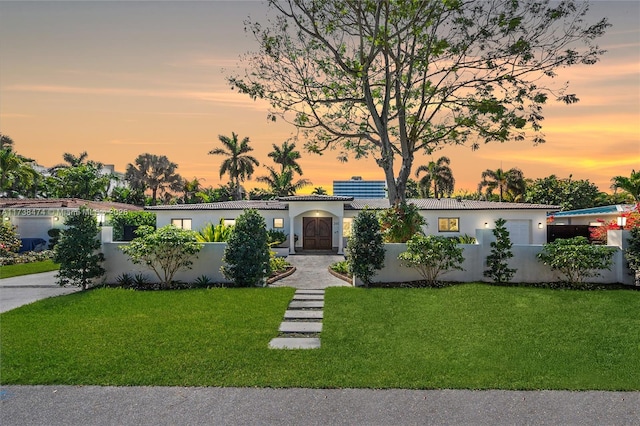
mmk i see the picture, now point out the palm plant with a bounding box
[268,140,303,175]
[312,187,328,195]
[415,156,455,198]
[195,220,234,242]
[257,167,311,197]
[611,170,640,202]
[0,148,39,197]
[209,132,259,201]
[0,134,14,149]
[478,167,525,202]
[125,153,184,205]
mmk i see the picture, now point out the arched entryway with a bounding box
[302,217,332,250]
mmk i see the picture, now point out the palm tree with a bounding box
[0,148,38,197]
[311,187,328,195]
[0,134,14,149]
[415,156,455,198]
[257,167,311,197]
[125,153,184,205]
[478,167,525,202]
[209,132,259,201]
[611,170,640,202]
[268,140,303,175]
[49,151,90,173]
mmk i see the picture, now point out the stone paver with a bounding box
[268,337,321,349]
[269,254,349,289]
[293,294,324,300]
[283,309,323,319]
[279,322,323,333]
[295,289,326,294]
[289,300,324,309]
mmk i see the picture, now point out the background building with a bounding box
[333,177,386,199]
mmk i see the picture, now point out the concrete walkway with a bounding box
[0,271,80,313]
[1,256,639,425]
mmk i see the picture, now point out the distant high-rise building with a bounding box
[333,176,386,199]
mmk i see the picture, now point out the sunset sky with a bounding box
[1,0,638,195]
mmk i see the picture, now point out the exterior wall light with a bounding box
[484,222,489,228]
[617,216,627,230]
[538,222,543,229]
[53,216,59,222]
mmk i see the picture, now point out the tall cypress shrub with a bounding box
[484,218,516,283]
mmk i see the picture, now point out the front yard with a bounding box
[1,285,638,390]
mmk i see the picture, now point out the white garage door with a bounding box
[504,220,531,245]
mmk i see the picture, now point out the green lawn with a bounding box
[0,260,59,279]
[1,285,638,390]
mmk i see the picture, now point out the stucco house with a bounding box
[146,195,559,254]
[0,198,142,250]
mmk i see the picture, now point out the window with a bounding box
[171,218,192,230]
[223,219,236,226]
[343,218,353,237]
[273,218,284,228]
[438,217,459,232]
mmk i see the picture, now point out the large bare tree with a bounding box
[229,0,608,204]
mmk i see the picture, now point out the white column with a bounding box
[337,215,344,255]
[289,213,296,254]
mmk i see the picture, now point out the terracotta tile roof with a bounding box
[0,198,142,211]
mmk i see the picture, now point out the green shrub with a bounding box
[267,229,287,247]
[626,227,640,285]
[269,253,291,273]
[195,220,234,242]
[120,225,202,289]
[54,206,105,290]
[399,235,465,285]
[110,210,156,241]
[346,209,385,286]
[1,250,55,266]
[378,202,426,243]
[222,209,271,287]
[0,220,21,256]
[47,228,61,249]
[192,275,214,288]
[484,218,516,283]
[330,260,351,276]
[537,236,617,285]
[455,234,477,244]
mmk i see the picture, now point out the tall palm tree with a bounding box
[49,151,90,173]
[415,156,455,198]
[125,153,184,205]
[268,140,303,174]
[209,132,259,201]
[611,170,640,202]
[257,167,311,197]
[478,167,525,202]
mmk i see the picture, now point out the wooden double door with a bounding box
[303,217,332,250]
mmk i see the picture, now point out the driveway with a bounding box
[0,271,81,313]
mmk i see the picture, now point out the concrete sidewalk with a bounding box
[0,271,80,313]
[1,386,638,425]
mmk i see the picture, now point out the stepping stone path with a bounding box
[269,289,325,350]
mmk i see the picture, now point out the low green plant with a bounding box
[269,253,290,273]
[195,220,234,242]
[399,235,465,285]
[54,206,105,290]
[537,236,617,285]
[222,209,271,287]
[116,273,134,288]
[456,234,477,244]
[120,225,202,289]
[267,229,287,247]
[484,218,516,284]
[192,275,214,288]
[330,260,351,276]
[378,202,426,243]
[1,250,55,266]
[346,209,385,286]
